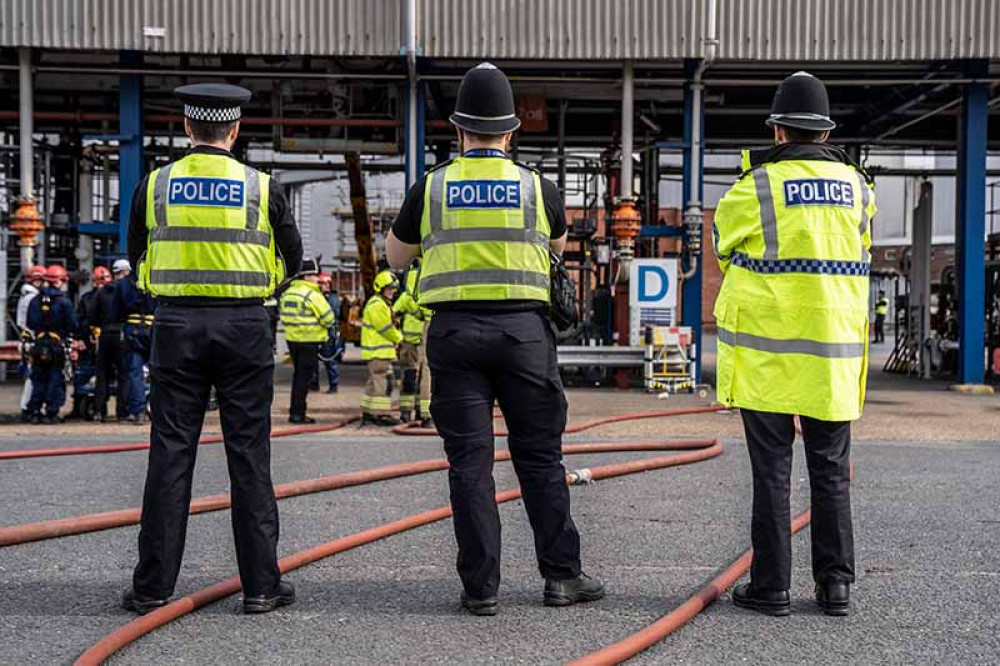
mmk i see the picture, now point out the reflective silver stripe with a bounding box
[452,110,517,121]
[361,344,396,351]
[856,173,870,262]
[717,327,864,359]
[283,321,323,327]
[149,269,270,287]
[245,166,261,231]
[753,167,779,261]
[150,226,271,247]
[422,227,548,250]
[429,169,446,233]
[152,164,173,228]
[518,166,537,230]
[420,269,549,292]
[377,323,395,334]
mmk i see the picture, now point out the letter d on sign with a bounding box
[638,266,669,302]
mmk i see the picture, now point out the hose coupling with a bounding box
[567,469,593,485]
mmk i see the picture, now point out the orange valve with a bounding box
[8,198,45,245]
[610,199,641,241]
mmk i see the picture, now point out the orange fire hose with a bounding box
[0,416,360,461]
[73,438,724,665]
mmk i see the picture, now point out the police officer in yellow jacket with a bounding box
[392,259,432,426]
[873,290,889,343]
[714,72,875,618]
[361,270,403,426]
[122,84,303,615]
[280,258,335,424]
[386,63,603,616]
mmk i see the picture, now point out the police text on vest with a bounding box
[168,177,245,208]
[446,180,521,209]
[783,179,854,208]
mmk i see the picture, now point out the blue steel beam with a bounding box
[118,51,144,254]
[403,81,427,187]
[956,59,989,384]
[682,59,704,380]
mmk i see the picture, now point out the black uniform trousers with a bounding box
[134,305,281,599]
[427,310,581,599]
[287,341,320,417]
[95,329,124,418]
[741,408,855,591]
[873,314,886,343]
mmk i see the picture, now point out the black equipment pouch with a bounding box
[548,250,579,332]
[31,336,64,368]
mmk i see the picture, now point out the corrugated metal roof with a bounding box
[2,0,999,61]
[0,0,401,56]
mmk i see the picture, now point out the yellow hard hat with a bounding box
[373,270,398,293]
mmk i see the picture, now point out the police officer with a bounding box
[392,259,432,425]
[121,83,303,615]
[25,265,77,423]
[360,270,403,426]
[280,258,335,423]
[115,263,156,424]
[713,72,875,617]
[873,290,889,343]
[386,63,603,615]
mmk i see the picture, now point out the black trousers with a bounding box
[287,341,319,417]
[741,409,855,591]
[133,305,281,599]
[427,310,581,598]
[95,330,124,418]
[873,314,886,343]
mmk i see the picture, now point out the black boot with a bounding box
[289,414,317,424]
[374,415,402,427]
[460,591,499,617]
[243,581,296,614]
[121,587,169,615]
[815,581,850,616]
[732,582,790,616]
[543,573,605,607]
[400,410,413,423]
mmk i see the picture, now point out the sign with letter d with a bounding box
[628,259,678,345]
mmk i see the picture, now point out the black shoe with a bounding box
[374,415,401,427]
[544,572,605,607]
[20,410,32,423]
[125,413,145,426]
[288,415,317,424]
[41,415,62,425]
[361,413,378,426]
[815,581,850,616]
[732,582,790,616]
[30,412,42,425]
[326,386,339,394]
[460,591,499,616]
[121,587,169,615]
[243,581,296,614]
[400,410,413,423]
[420,418,434,429]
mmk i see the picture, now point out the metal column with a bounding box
[403,81,426,187]
[681,59,705,380]
[955,60,989,385]
[118,51,144,254]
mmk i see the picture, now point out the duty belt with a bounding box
[126,314,155,326]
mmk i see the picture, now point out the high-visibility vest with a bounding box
[393,267,431,345]
[280,279,335,343]
[418,156,551,304]
[361,294,402,360]
[875,298,889,316]
[713,146,876,422]
[139,152,283,299]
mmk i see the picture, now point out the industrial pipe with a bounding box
[405,0,419,185]
[620,61,635,200]
[17,47,37,271]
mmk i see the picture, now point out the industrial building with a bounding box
[1,0,999,386]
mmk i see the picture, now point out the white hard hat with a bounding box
[113,259,132,273]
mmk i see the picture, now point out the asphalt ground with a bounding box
[2,423,998,665]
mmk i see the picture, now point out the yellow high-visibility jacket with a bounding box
[713,142,876,422]
[280,280,334,343]
[361,294,402,360]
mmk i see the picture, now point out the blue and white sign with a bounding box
[783,178,854,208]
[446,180,521,209]
[168,177,245,208]
[629,258,678,345]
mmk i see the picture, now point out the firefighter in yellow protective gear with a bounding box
[392,258,432,426]
[715,72,875,618]
[361,270,403,426]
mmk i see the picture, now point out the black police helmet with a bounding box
[449,63,521,135]
[766,71,836,132]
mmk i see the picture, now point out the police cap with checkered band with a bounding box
[174,83,252,123]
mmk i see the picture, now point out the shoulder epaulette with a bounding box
[425,158,454,175]
[512,160,541,175]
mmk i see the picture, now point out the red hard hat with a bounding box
[45,264,68,283]
[26,265,47,280]
[93,266,112,284]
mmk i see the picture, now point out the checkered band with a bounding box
[184,104,241,123]
[732,252,870,276]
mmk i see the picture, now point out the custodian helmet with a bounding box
[766,71,836,131]
[449,63,521,135]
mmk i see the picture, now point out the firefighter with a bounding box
[385,63,603,615]
[317,273,344,394]
[25,265,77,423]
[115,264,156,425]
[69,266,111,419]
[360,270,402,426]
[713,71,876,617]
[121,83,303,615]
[280,258,335,423]
[392,258,432,426]
[16,264,47,421]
